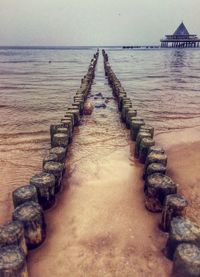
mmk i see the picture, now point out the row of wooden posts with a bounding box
[0,51,99,276]
[102,49,200,277]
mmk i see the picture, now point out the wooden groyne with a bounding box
[0,49,200,276]
[102,49,200,277]
[0,51,99,276]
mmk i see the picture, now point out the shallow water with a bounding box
[0,47,200,221]
[109,48,200,132]
[28,53,171,277]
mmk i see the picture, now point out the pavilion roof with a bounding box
[173,22,190,36]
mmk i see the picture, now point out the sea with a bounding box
[0,46,200,222]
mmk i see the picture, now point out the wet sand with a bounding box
[156,127,200,226]
[28,107,171,276]
[28,59,172,276]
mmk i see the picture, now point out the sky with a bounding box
[0,0,200,46]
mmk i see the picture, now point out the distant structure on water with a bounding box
[160,22,200,48]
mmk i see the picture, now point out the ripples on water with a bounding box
[109,48,200,132]
[0,47,200,222]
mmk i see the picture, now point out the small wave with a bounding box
[0,130,48,139]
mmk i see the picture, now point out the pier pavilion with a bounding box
[160,22,200,48]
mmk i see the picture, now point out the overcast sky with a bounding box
[0,0,199,46]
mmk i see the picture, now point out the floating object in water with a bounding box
[95,103,106,109]
[83,102,94,115]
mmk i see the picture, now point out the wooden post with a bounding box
[140,125,154,138]
[49,147,66,163]
[173,243,200,277]
[30,172,56,210]
[13,201,46,249]
[52,133,68,148]
[0,221,27,256]
[43,153,58,167]
[134,131,151,159]
[144,152,167,174]
[138,138,155,163]
[144,162,166,181]
[12,185,38,208]
[43,161,65,193]
[0,246,28,277]
[160,194,188,232]
[130,119,145,141]
[145,173,177,213]
[165,216,200,260]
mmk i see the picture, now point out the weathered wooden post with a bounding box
[160,194,188,232]
[145,173,177,212]
[0,246,28,277]
[134,131,151,158]
[49,147,66,163]
[165,216,200,260]
[144,162,166,180]
[144,152,167,174]
[140,125,154,138]
[51,133,68,148]
[13,201,46,249]
[0,221,27,256]
[138,138,155,163]
[30,172,56,210]
[148,145,165,155]
[121,103,132,122]
[43,161,65,193]
[50,123,64,144]
[67,108,80,126]
[173,243,200,277]
[60,119,73,142]
[126,109,137,128]
[12,185,38,208]
[43,153,58,167]
[130,119,145,141]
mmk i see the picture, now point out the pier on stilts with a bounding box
[160,22,200,48]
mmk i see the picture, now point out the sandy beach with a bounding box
[156,127,200,226]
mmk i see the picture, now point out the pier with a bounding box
[160,22,200,48]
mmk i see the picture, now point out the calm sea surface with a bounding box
[0,47,200,222]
